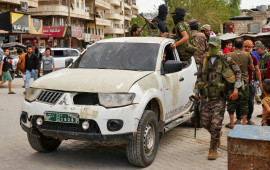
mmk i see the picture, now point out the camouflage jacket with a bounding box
[259,51,270,74]
[194,55,242,99]
[191,30,208,64]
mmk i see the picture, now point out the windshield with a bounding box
[72,43,160,71]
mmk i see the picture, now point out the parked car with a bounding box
[40,47,80,70]
[20,37,198,167]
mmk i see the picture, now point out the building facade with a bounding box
[0,0,39,44]
[229,6,270,34]
[0,0,138,48]
[87,0,138,38]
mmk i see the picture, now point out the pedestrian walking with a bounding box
[234,40,262,125]
[24,45,39,94]
[34,46,42,78]
[226,38,254,128]
[222,40,232,54]
[170,7,197,64]
[42,48,55,75]
[16,49,27,88]
[194,36,241,160]
[261,79,270,126]
[152,4,169,35]
[0,49,15,94]
[188,19,208,64]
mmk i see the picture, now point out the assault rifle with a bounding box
[189,95,201,139]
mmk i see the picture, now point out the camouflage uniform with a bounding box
[195,55,242,142]
[191,30,208,64]
[259,51,270,76]
[175,22,193,62]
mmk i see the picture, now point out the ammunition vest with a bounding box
[260,52,270,69]
[197,55,236,100]
[175,22,198,61]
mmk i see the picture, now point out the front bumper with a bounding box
[21,123,134,145]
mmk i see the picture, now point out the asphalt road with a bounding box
[0,78,263,170]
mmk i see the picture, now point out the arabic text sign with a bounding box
[43,26,66,37]
[71,26,84,37]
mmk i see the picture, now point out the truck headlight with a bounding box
[98,93,135,108]
[25,88,43,102]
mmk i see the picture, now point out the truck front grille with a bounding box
[73,93,99,105]
[31,116,101,134]
[37,90,63,104]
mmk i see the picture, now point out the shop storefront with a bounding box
[43,26,70,47]
[0,11,31,43]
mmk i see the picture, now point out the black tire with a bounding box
[191,116,202,128]
[126,110,159,167]
[27,133,62,152]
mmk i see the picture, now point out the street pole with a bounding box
[68,0,71,48]
[94,0,97,36]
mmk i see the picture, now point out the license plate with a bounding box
[44,112,79,124]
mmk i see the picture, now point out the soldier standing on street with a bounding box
[188,19,208,64]
[226,38,254,127]
[194,37,242,160]
[257,42,270,80]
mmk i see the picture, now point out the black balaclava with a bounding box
[172,7,186,25]
[158,4,168,21]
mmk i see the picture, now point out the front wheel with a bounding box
[126,110,159,167]
[27,133,62,152]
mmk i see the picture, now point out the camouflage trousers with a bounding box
[200,98,226,142]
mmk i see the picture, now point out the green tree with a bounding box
[164,0,240,33]
[228,0,241,16]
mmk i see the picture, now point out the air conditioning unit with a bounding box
[248,23,260,33]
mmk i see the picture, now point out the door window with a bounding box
[53,50,65,57]
[67,50,79,56]
[163,44,179,63]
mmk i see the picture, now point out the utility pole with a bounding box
[68,0,71,48]
[94,0,97,35]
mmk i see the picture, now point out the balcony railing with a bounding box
[95,0,110,10]
[96,18,111,26]
[105,27,125,34]
[110,0,121,7]
[124,15,131,21]
[104,13,122,20]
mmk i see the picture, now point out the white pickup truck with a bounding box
[20,37,197,167]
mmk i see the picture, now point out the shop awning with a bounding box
[218,33,240,40]
[0,30,8,34]
[240,32,270,37]
[22,34,51,38]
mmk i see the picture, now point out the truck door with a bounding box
[160,44,186,123]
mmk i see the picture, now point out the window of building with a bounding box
[92,28,94,34]
[98,28,100,35]
[81,0,84,9]
[76,0,79,8]
[88,28,90,33]
[101,29,103,35]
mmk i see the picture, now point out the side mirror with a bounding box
[163,60,183,74]
[65,58,73,68]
